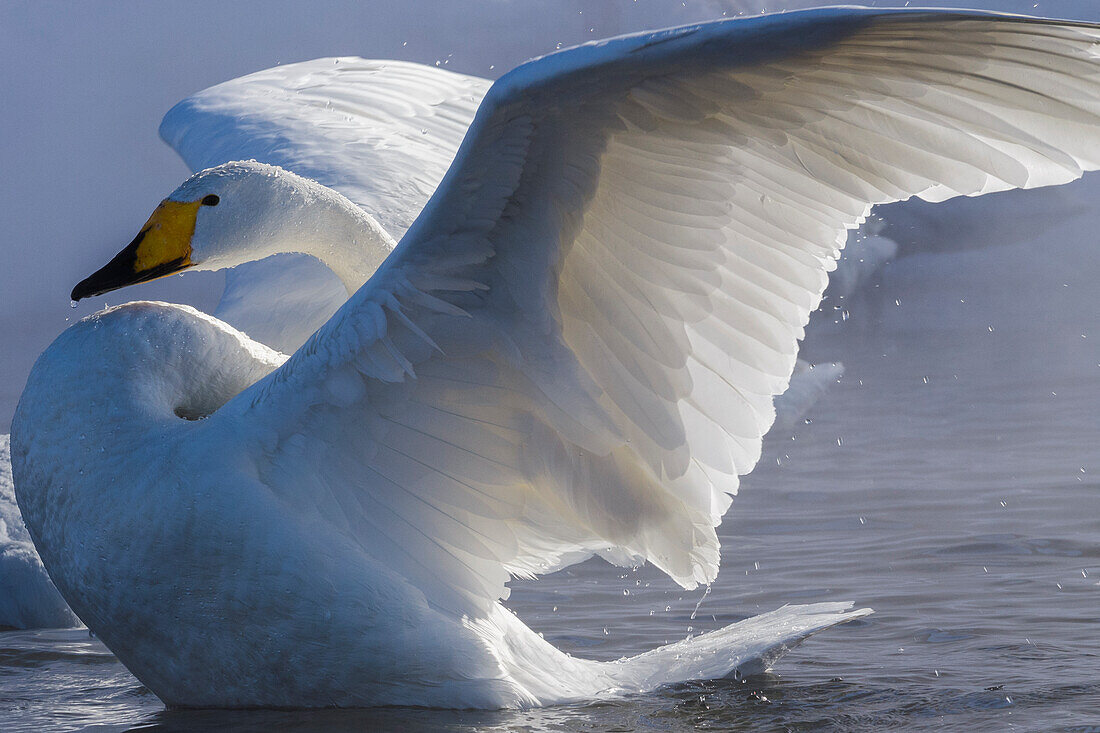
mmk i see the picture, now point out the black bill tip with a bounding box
[71,228,190,302]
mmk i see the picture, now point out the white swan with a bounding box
[13,8,1100,708]
[0,435,78,630]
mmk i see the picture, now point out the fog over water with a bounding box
[2,1,1099,730]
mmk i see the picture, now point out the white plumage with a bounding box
[0,435,77,630]
[11,8,1100,708]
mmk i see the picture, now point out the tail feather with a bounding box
[483,601,872,706]
[609,602,872,693]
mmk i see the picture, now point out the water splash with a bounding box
[690,584,711,621]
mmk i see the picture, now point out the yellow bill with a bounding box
[71,199,201,301]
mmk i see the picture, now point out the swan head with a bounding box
[71,160,360,301]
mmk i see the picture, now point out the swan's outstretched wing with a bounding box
[210,9,1100,615]
[160,59,490,350]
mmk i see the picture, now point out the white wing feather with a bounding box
[160,58,488,236]
[202,9,1100,616]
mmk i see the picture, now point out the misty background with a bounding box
[2,0,1098,427]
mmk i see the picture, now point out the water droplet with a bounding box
[690,585,711,619]
[70,300,78,309]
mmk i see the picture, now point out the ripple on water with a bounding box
[932,534,1096,559]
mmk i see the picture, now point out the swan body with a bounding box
[14,301,866,706]
[13,8,1100,708]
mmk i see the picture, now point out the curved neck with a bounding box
[208,170,399,295]
[284,190,398,294]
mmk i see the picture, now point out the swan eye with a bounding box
[201,194,220,207]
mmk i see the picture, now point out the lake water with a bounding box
[2,185,1099,730]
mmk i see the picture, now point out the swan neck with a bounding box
[281,184,396,294]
